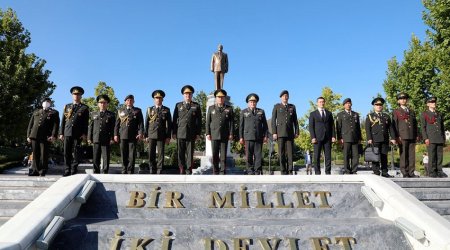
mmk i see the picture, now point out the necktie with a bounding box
[404,107,409,113]
[186,103,191,110]
[252,109,255,115]
[321,110,325,119]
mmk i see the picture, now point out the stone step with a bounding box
[0,179,56,188]
[422,200,450,215]
[394,179,450,188]
[0,217,10,227]
[444,215,450,221]
[404,188,450,200]
[0,200,29,217]
[0,186,47,200]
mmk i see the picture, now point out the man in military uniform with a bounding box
[421,97,447,178]
[145,90,172,174]
[271,90,299,175]
[172,85,202,174]
[392,93,419,178]
[114,95,144,174]
[206,89,234,175]
[59,86,90,176]
[365,97,397,177]
[88,95,115,174]
[239,93,268,175]
[27,97,60,176]
[336,98,361,174]
[309,97,336,175]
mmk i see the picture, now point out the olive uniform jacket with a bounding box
[114,107,144,140]
[421,110,445,144]
[206,104,234,141]
[336,110,361,143]
[392,107,418,140]
[365,112,395,143]
[88,110,115,144]
[27,108,60,140]
[271,103,299,139]
[145,105,172,140]
[239,108,268,141]
[172,102,202,140]
[59,103,89,138]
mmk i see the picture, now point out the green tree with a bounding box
[82,81,120,114]
[193,90,208,151]
[0,8,55,144]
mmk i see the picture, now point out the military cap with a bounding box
[371,97,385,105]
[214,89,227,97]
[246,93,259,103]
[42,97,52,102]
[124,94,134,101]
[181,85,195,94]
[70,86,84,95]
[342,98,352,105]
[96,94,110,103]
[152,90,165,98]
[426,96,437,103]
[397,92,409,100]
[279,90,289,97]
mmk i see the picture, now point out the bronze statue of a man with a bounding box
[210,44,228,90]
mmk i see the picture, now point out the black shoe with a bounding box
[28,171,39,176]
[381,173,393,178]
[62,172,71,177]
[72,169,78,175]
[437,172,448,178]
[373,172,381,176]
[429,172,438,178]
[409,174,419,178]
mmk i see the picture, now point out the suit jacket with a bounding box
[421,110,445,144]
[114,106,144,140]
[336,110,361,143]
[365,112,395,143]
[172,101,202,140]
[392,107,418,140]
[239,108,268,141]
[27,108,60,140]
[309,109,336,142]
[210,52,228,73]
[206,104,234,141]
[88,110,115,144]
[271,103,299,139]
[145,105,172,140]
[59,103,89,138]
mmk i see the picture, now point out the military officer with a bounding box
[365,97,396,177]
[206,89,234,175]
[88,95,115,174]
[392,93,419,178]
[27,97,60,176]
[172,85,202,174]
[239,93,268,175]
[271,90,299,175]
[421,97,447,178]
[59,86,90,176]
[145,90,172,174]
[336,98,362,174]
[114,94,144,174]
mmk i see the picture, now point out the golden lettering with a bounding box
[274,192,293,208]
[255,191,273,208]
[203,238,229,250]
[258,238,281,250]
[310,237,331,250]
[286,238,298,250]
[109,229,124,250]
[240,186,250,208]
[209,191,235,208]
[293,191,314,208]
[334,237,356,250]
[148,186,161,209]
[161,229,173,250]
[126,191,146,208]
[130,238,153,250]
[233,238,252,250]
[163,191,185,208]
[314,191,331,208]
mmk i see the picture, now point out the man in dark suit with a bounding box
[421,97,447,178]
[206,89,234,174]
[172,85,202,174]
[271,90,299,175]
[145,90,172,174]
[309,97,336,175]
[210,44,229,90]
[59,86,90,176]
[114,94,144,174]
[88,95,115,174]
[27,97,60,176]
[336,98,361,174]
[239,93,268,175]
[392,93,419,178]
[365,97,397,177]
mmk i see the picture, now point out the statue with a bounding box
[210,44,228,90]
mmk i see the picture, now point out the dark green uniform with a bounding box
[145,105,172,174]
[239,107,268,174]
[114,106,144,174]
[27,107,59,176]
[172,101,202,174]
[60,103,89,175]
[336,110,361,174]
[206,104,234,174]
[421,110,446,177]
[392,107,418,177]
[365,112,395,176]
[271,103,299,175]
[88,110,115,173]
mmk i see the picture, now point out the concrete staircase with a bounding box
[393,178,450,221]
[0,176,57,227]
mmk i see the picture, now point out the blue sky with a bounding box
[2,0,427,118]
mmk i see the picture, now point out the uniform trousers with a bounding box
[93,143,110,174]
[177,139,195,174]
[120,139,136,174]
[245,140,263,174]
[148,139,165,174]
[277,137,294,175]
[64,136,82,174]
[31,139,49,175]
[212,139,228,175]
